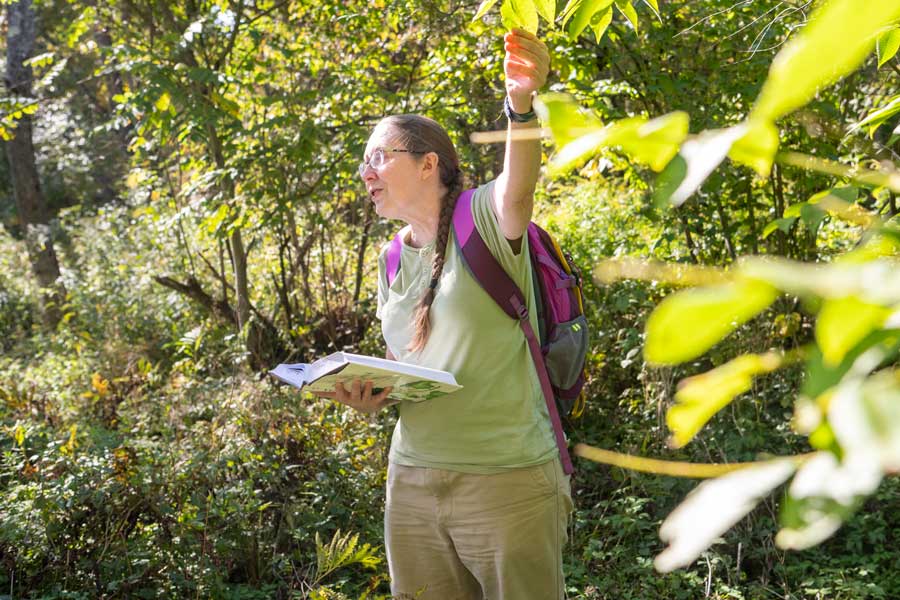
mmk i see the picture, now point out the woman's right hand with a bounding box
[315,380,397,414]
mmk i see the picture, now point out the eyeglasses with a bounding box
[358,147,423,178]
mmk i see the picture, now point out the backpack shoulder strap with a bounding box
[452,188,574,475]
[385,231,403,287]
[452,189,524,320]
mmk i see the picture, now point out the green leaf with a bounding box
[591,5,615,41]
[501,0,539,33]
[656,459,797,572]
[615,0,639,32]
[728,119,780,177]
[740,257,900,306]
[534,0,555,23]
[752,0,900,123]
[798,203,827,234]
[644,279,779,365]
[155,92,172,112]
[534,93,603,147]
[561,0,614,39]
[877,26,900,68]
[545,110,688,175]
[604,112,689,171]
[658,125,745,207]
[761,217,797,239]
[668,353,783,448]
[816,296,892,366]
[852,94,900,138]
[473,0,501,21]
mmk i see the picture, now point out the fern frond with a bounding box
[313,528,382,585]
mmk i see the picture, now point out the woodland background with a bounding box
[1,0,898,598]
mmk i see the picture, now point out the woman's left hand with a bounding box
[504,28,550,113]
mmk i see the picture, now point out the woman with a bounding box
[320,29,570,599]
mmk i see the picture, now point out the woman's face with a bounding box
[361,124,426,220]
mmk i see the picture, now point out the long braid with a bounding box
[375,114,462,353]
[407,168,464,353]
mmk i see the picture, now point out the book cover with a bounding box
[269,351,462,402]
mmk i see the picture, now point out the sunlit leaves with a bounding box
[614,0,639,32]
[560,0,614,40]
[501,0,539,33]
[655,126,744,207]
[876,26,900,68]
[779,372,900,549]
[478,0,650,40]
[643,279,778,365]
[752,0,900,124]
[776,453,863,550]
[155,92,172,112]
[852,94,900,138]
[533,0,556,23]
[655,459,797,572]
[740,257,900,305]
[536,94,688,175]
[612,112,689,171]
[816,297,892,366]
[473,0,501,22]
[727,119,779,177]
[667,353,783,448]
[535,92,603,147]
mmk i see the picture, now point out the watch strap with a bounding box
[504,96,537,123]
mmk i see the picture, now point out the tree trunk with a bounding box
[5,0,65,327]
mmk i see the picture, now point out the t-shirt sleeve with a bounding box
[376,244,390,320]
[469,180,532,295]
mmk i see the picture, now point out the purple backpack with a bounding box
[385,189,589,474]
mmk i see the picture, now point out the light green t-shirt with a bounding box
[376,180,557,474]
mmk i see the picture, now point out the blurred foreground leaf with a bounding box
[644,279,778,365]
[668,353,783,448]
[656,459,797,572]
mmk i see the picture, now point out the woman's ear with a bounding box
[419,151,440,181]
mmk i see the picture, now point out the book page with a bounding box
[304,362,461,402]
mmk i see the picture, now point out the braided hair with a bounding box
[378,115,464,353]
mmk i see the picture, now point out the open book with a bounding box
[269,351,462,402]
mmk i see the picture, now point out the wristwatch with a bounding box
[504,96,537,123]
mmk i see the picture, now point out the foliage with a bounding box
[536,0,900,575]
[2,0,900,597]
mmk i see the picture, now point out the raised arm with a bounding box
[493,29,550,246]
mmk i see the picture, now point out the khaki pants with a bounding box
[385,459,574,600]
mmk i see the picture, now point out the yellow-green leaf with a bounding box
[540,97,688,175]
[728,119,780,177]
[816,296,892,366]
[534,0,555,23]
[155,92,171,112]
[615,0,639,32]
[501,0,538,33]
[853,95,900,138]
[644,279,779,365]
[668,353,782,448]
[473,0,501,21]
[562,0,614,39]
[605,111,690,171]
[534,93,603,147]
[752,0,900,123]
[658,125,746,207]
[877,26,900,68]
[591,5,615,41]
